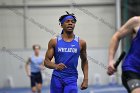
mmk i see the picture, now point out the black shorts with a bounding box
[122,71,140,93]
[30,72,43,87]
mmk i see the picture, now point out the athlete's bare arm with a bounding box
[80,39,88,90]
[107,16,140,75]
[25,58,31,77]
[44,38,66,70]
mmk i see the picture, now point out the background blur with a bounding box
[0,0,140,93]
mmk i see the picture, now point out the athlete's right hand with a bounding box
[55,63,67,70]
[107,60,116,75]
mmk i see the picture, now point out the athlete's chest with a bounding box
[31,57,43,64]
[56,41,80,54]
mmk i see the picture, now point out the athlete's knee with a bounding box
[132,88,140,93]
[37,84,42,93]
[32,89,36,93]
[32,87,37,93]
[37,89,41,93]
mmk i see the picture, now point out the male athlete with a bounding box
[107,16,140,93]
[25,44,44,93]
[44,12,88,93]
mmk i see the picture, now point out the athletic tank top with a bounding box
[122,28,140,74]
[30,55,44,73]
[53,34,80,78]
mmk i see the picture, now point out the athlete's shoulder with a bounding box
[27,57,32,63]
[128,16,140,24]
[132,16,140,21]
[126,16,140,30]
[120,16,140,31]
[50,37,57,42]
[50,34,61,41]
[48,36,57,47]
[79,38,86,43]
[79,38,86,46]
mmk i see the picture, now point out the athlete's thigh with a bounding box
[36,72,43,84]
[30,76,37,92]
[132,88,140,93]
[30,75,36,88]
[64,82,78,93]
[50,75,63,93]
[122,72,131,93]
[122,71,140,93]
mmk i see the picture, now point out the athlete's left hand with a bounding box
[80,79,88,90]
[40,65,46,70]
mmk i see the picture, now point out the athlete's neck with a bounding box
[62,32,74,42]
[34,53,39,57]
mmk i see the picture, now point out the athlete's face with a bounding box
[61,19,76,33]
[34,48,40,55]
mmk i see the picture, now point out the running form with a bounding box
[44,11,88,93]
[107,16,140,93]
[25,44,44,93]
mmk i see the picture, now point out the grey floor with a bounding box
[0,85,127,93]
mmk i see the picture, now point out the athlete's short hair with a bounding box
[32,44,41,50]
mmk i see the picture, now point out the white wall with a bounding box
[0,0,116,49]
[0,48,120,88]
[0,0,115,5]
[0,9,24,49]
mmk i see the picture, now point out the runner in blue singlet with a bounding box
[107,16,140,93]
[44,11,88,93]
